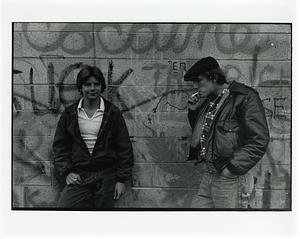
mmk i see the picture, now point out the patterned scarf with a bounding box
[190,87,230,160]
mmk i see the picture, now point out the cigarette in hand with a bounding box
[188,91,201,104]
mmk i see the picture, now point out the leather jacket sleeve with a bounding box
[52,111,74,178]
[226,90,270,175]
[187,99,208,129]
[114,111,134,183]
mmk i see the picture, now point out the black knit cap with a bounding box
[184,56,220,81]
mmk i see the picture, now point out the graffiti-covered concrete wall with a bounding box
[12,23,291,209]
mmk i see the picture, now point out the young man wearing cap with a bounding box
[184,56,269,208]
[53,65,134,208]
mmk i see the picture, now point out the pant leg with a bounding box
[191,171,214,208]
[91,172,116,209]
[211,173,240,209]
[57,184,93,208]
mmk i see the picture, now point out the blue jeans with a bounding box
[192,164,245,208]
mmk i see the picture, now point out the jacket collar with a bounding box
[207,80,248,101]
[66,97,110,115]
[228,80,249,95]
[65,97,113,149]
[77,97,105,113]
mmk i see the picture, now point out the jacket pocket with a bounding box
[219,119,240,132]
[214,120,240,157]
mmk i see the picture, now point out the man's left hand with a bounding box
[114,182,126,200]
[221,167,236,178]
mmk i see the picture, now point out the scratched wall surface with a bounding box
[12,23,291,209]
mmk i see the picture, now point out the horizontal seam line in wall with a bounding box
[11,159,290,165]
[132,138,292,141]
[12,83,291,86]
[11,185,290,191]
[13,30,292,34]
[128,186,290,191]
[12,135,291,140]
[132,161,291,164]
[13,57,292,61]
[13,183,51,186]
[12,84,292,88]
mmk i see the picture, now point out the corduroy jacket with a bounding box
[187,81,270,175]
[52,97,134,183]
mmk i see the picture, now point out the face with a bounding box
[192,75,217,97]
[81,76,102,100]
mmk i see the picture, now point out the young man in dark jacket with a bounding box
[53,65,134,209]
[185,57,269,208]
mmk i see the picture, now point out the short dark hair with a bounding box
[76,65,106,93]
[197,68,227,85]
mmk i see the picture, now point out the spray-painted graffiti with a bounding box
[22,24,94,55]
[13,23,291,209]
[19,23,291,59]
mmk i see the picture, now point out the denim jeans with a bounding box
[56,168,116,209]
[191,164,246,208]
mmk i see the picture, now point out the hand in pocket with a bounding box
[221,167,236,178]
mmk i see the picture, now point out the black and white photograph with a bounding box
[1,0,299,238]
[12,22,291,210]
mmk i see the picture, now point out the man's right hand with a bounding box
[187,92,205,111]
[66,172,82,185]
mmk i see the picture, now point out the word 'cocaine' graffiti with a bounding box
[21,23,276,56]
